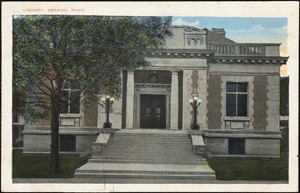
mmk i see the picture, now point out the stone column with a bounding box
[126,70,134,129]
[170,71,179,130]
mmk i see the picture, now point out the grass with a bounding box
[13,149,89,178]
[207,145,288,181]
[13,144,288,180]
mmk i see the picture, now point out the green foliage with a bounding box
[208,145,288,180]
[12,149,88,178]
[13,15,172,119]
[280,76,289,116]
[13,15,172,175]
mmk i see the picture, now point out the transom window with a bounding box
[226,82,248,116]
[60,80,80,114]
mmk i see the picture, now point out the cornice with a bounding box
[211,56,289,65]
[131,49,289,64]
[132,49,214,58]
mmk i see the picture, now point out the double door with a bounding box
[140,95,166,128]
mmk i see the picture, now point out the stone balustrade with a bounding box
[207,43,281,56]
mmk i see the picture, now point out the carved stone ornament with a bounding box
[149,73,159,83]
[187,36,204,46]
[183,26,201,32]
[135,84,171,90]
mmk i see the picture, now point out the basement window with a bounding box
[228,138,245,155]
[60,135,76,152]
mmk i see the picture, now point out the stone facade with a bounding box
[207,74,222,129]
[21,26,288,158]
[253,75,268,130]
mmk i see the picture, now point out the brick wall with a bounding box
[207,74,222,129]
[83,102,98,127]
[253,75,268,130]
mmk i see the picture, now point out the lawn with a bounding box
[13,144,288,180]
[13,149,89,178]
[207,145,288,181]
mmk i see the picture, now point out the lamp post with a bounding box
[189,96,202,130]
[101,95,115,128]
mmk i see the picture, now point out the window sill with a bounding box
[60,114,81,118]
[224,116,250,122]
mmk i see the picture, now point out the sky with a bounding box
[172,17,288,76]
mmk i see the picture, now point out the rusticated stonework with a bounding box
[83,101,98,127]
[207,74,222,129]
[253,75,268,130]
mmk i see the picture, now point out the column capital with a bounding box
[128,70,134,74]
[171,70,179,75]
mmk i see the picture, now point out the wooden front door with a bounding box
[140,95,166,128]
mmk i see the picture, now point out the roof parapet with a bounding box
[211,28,226,36]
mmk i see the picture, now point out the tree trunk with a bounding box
[50,95,60,175]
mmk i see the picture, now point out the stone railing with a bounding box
[207,43,281,56]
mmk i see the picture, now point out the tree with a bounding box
[280,76,289,116]
[13,15,172,175]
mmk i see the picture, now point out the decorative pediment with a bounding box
[134,70,171,84]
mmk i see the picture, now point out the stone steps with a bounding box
[101,152,199,158]
[74,163,216,180]
[89,157,206,165]
[74,131,216,181]
[102,147,194,152]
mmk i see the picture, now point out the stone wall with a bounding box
[23,127,98,153]
[246,138,280,156]
[266,75,280,131]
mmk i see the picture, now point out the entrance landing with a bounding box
[117,128,188,134]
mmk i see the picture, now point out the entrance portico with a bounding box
[126,70,174,129]
[124,60,208,130]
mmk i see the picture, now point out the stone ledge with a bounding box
[203,130,281,139]
[191,135,207,157]
[22,130,98,135]
[187,128,204,135]
[22,151,80,155]
[24,126,99,131]
[91,133,111,156]
[206,151,280,159]
[98,128,116,134]
[203,132,281,139]
[59,114,81,118]
[93,134,110,144]
[224,116,251,121]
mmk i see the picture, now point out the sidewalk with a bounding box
[13,178,288,184]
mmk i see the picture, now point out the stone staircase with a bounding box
[74,130,216,181]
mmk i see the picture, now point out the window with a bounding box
[228,138,245,154]
[60,135,76,152]
[60,80,80,114]
[226,82,248,116]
